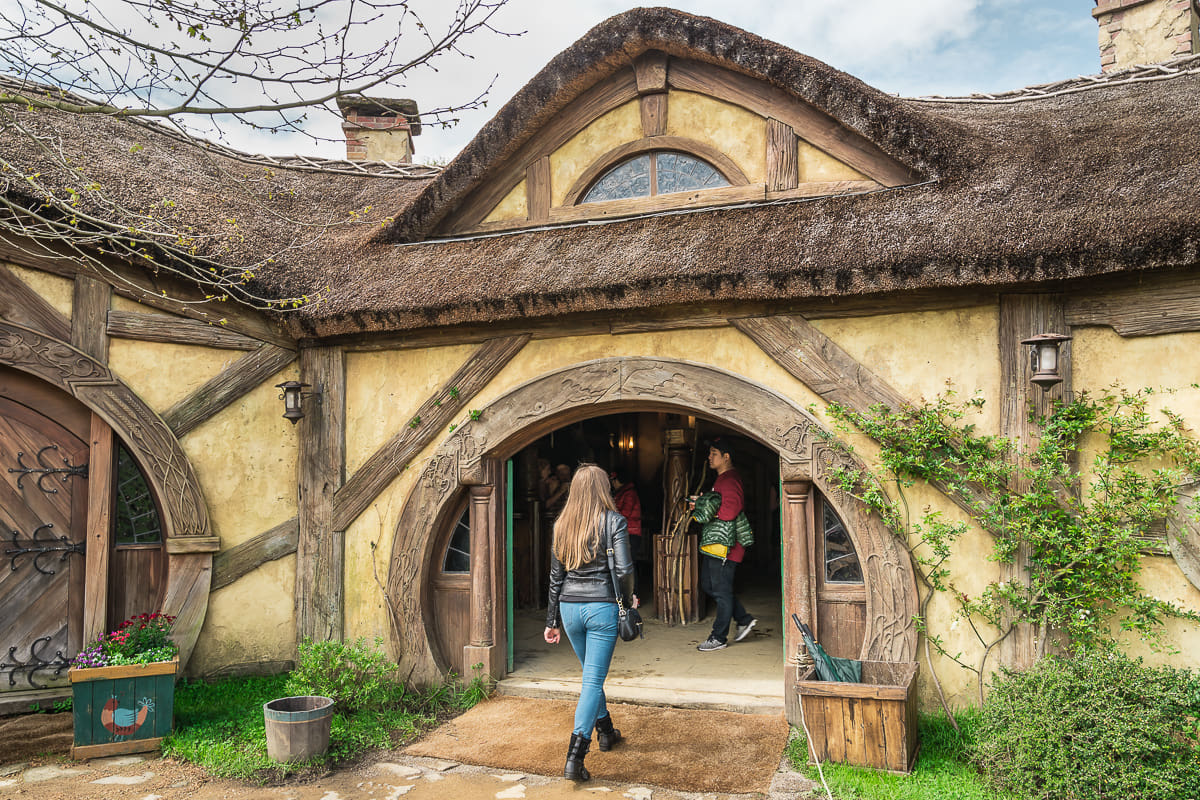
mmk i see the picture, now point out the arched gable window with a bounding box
[581,151,730,204]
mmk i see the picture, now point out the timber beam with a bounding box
[163,344,297,438]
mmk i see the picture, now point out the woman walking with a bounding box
[544,464,636,782]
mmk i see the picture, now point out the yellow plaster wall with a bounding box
[344,344,478,475]
[813,306,1003,435]
[179,361,299,549]
[190,555,297,676]
[799,141,868,183]
[483,179,528,224]
[665,91,766,185]
[342,466,425,647]
[5,263,74,319]
[1072,325,1200,670]
[549,99,643,208]
[108,339,242,412]
[1100,0,1195,69]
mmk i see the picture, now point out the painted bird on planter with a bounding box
[101,696,154,736]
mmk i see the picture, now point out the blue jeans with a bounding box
[560,601,618,738]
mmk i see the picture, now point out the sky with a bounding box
[214,0,1103,163]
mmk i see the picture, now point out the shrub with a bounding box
[286,637,408,712]
[972,652,1200,800]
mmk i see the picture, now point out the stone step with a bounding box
[497,676,785,716]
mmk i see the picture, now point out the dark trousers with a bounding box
[699,555,752,643]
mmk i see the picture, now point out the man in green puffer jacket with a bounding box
[688,437,757,652]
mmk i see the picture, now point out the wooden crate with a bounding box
[796,660,919,774]
[69,659,176,759]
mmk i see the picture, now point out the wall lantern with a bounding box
[275,380,319,424]
[1020,333,1072,391]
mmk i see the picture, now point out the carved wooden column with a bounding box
[782,479,813,725]
[464,483,496,679]
[295,346,345,644]
[999,294,1071,669]
[656,444,698,624]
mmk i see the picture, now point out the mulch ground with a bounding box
[0,712,72,764]
[403,695,789,794]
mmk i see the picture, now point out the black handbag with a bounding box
[605,521,643,641]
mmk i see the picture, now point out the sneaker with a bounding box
[697,636,727,652]
[734,618,758,643]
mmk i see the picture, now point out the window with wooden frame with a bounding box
[581,150,731,204]
[813,495,866,660]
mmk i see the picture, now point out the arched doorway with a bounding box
[0,322,216,694]
[389,358,918,720]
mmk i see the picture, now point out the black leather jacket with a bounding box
[546,510,635,629]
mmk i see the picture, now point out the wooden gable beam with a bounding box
[71,276,111,363]
[0,262,71,341]
[163,343,297,437]
[669,60,918,187]
[332,334,530,531]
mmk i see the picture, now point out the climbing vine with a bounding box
[826,386,1200,701]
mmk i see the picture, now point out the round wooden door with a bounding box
[0,395,88,692]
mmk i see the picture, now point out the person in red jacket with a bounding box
[609,467,642,538]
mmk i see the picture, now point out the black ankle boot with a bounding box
[564,732,591,781]
[595,713,622,751]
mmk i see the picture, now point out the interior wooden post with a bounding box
[782,478,813,726]
[82,413,114,645]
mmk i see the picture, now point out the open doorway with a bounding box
[502,412,784,713]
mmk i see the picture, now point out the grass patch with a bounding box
[787,711,1016,800]
[163,671,485,782]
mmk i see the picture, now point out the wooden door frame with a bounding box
[390,358,919,719]
[0,323,217,669]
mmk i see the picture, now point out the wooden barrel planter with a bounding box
[263,696,334,761]
[69,659,177,759]
[796,661,919,774]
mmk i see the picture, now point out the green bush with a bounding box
[286,637,408,712]
[972,652,1200,800]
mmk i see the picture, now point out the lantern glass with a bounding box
[1038,343,1058,372]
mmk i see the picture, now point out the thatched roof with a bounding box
[2,8,1199,339]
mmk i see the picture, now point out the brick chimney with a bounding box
[1094,0,1198,72]
[336,97,421,163]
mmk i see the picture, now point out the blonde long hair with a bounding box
[552,464,616,571]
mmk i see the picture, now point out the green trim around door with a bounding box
[506,458,515,672]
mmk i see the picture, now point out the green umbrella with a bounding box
[793,614,862,683]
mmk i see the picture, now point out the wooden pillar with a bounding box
[998,294,1071,669]
[464,481,498,679]
[782,479,813,725]
[82,414,114,647]
[295,346,345,644]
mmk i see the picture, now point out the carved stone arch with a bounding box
[388,357,917,684]
[0,320,215,668]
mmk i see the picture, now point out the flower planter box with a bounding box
[69,659,177,759]
[796,660,919,774]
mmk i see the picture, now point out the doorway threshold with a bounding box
[504,608,785,716]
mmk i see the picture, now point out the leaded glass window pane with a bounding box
[114,445,162,545]
[443,507,471,573]
[582,154,651,203]
[823,499,862,583]
[656,152,729,194]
